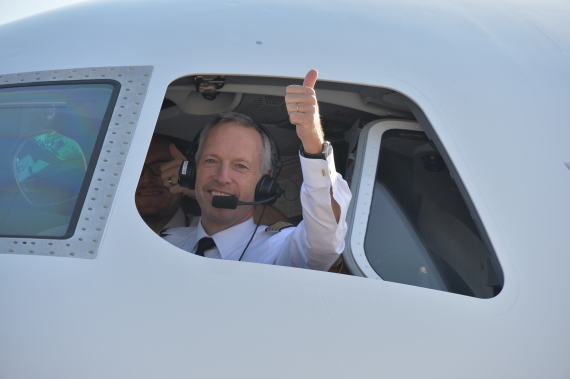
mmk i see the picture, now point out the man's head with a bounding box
[136,134,183,232]
[195,112,273,176]
[194,112,274,235]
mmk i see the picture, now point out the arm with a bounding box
[273,70,351,270]
[285,69,342,223]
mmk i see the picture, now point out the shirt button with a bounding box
[322,169,326,176]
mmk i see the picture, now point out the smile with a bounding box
[210,190,232,196]
[137,189,165,196]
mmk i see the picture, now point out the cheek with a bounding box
[242,174,261,194]
[195,167,212,185]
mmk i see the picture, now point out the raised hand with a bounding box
[285,69,324,154]
[161,144,196,198]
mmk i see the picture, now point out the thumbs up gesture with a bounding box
[286,69,325,154]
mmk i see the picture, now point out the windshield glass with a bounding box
[0,82,118,238]
[364,129,503,298]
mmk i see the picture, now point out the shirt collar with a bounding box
[196,218,257,260]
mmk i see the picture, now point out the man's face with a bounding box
[135,136,182,222]
[195,122,263,232]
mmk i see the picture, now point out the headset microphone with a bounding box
[212,189,284,210]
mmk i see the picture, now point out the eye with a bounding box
[236,163,248,170]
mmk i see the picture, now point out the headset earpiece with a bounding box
[255,124,282,203]
[178,158,197,190]
[178,130,201,190]
[255,174,279,204]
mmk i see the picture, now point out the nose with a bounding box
[213,162,232,184]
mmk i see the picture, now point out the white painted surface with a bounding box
[0,0,569,377]
[0,0,91,25]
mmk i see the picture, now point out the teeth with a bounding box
[211,191,230,196]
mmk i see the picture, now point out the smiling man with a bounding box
[161,70,352,271]
[137,134,288,234]
[194,114,269,235]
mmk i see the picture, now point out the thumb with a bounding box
[169,143,186,160]
[302,69,319,89]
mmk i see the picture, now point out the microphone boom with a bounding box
[212,190,284,209]
[212,196,239,209]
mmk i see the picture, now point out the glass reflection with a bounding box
[0,82,117,237]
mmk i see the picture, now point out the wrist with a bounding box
[300,137,325,155]
[300,141,332,160]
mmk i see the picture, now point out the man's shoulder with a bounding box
[264,221,295,233]
[161,226,196,240]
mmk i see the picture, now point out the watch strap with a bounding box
[300,141,332,160]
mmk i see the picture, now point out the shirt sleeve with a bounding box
[274,151,352,270]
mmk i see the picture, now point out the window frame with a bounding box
[343,118,504,297]
[344,119,424,279]
[0,66,153,259]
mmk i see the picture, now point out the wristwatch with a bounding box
[299,141,332,160]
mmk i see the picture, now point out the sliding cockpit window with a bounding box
[0,81,119,238]
[348,120,503,298]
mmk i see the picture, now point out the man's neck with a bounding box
[201,212,254,236]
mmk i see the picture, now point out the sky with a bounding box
[0,0,90,25]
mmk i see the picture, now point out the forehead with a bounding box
[145,136,174,163]
[202,122,263,160]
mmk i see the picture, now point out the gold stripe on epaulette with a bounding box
[265,221,294,232]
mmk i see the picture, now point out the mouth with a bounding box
[136,188,166,197]
[209,190,232,197]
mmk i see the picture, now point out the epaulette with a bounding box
[265,221,294,232]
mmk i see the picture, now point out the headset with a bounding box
[178,120,284,206]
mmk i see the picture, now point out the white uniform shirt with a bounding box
[163,153,351,271]
[161,208,200,231]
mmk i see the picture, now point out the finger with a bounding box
[285,93,317,105]
[182,188,196,199]
[289,112,316,128]
[285,85,315,96]
[168,184,185,195]
[161,159,183,173]
[169,143,186,160]
[302,69,318,89]
[286,103,317,115]
[160,160,183,180]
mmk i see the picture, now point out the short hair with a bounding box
[195,112,273,176]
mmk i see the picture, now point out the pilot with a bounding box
[159,69,352,271]
[136,134,288,234]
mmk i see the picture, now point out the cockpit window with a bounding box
[0,82,118,238]
[347,121,503,298]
